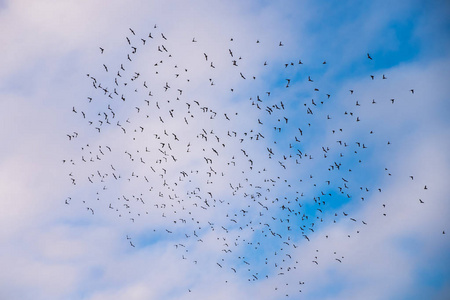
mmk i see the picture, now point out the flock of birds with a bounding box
[64,25,434,297]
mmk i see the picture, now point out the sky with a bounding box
[0,0,449,299]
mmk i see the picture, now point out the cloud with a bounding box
[0,1,449,300]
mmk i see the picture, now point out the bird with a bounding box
[65,26,429,298]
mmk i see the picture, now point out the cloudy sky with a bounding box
[0,1,449,299]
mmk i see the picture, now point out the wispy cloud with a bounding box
[0,0,448,299]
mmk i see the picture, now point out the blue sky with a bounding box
[0,0,449,299]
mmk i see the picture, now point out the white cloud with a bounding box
[0,1,449,300]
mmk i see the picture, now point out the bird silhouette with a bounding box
[64,25,426,297]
